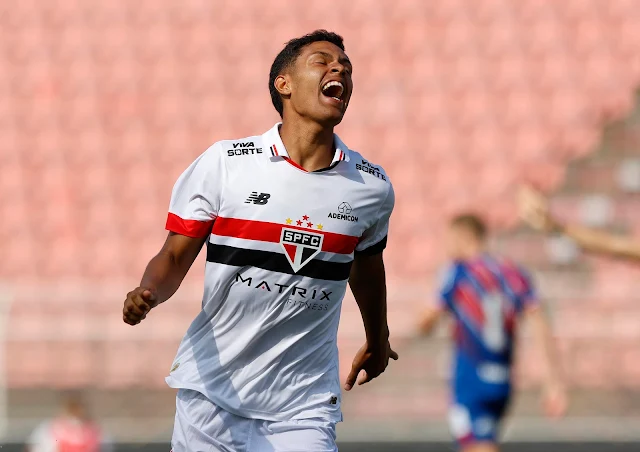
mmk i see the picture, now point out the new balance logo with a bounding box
[245,192,270,205]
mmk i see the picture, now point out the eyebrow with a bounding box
[310,51,352,66]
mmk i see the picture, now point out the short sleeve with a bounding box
[355,183,395,255]
[437,264,458,312]
[27,422,53,452]
[517,267,538,310]
[165,144,225,238]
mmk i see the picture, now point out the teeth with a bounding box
[322,80,344,99]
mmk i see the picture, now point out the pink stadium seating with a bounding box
[2,0,640,418]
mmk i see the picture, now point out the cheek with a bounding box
[292,71,320,93]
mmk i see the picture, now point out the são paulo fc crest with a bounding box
[280,215,325,273]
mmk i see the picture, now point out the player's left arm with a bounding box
[346,251,398,391]
[344,181,398,391]
[521,272,568,418]
[525,305,563,383]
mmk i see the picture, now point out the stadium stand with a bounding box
[1,0,640,441]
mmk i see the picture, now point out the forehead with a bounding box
[449,223,468,234]
[298,41,348,60]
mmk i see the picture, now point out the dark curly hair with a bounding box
[269,30,345,118]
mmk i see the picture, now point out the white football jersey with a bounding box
[165,123,394,422]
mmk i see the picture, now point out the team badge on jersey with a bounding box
[280,215,324,272]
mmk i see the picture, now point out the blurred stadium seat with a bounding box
[2,0,640,441]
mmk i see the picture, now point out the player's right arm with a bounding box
[417,306,445,336]
[123,233,208,325]
[519,186,640,262]
[122,144,224,326]
[417,265,456,336]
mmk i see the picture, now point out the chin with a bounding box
[315,110,346,127]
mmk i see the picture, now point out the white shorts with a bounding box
[171,389,338,452]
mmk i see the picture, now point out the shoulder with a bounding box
[496,256,529,277]
[192,134,266,173]
[29,421,52,444]
[345,149,394,212]
[216,135,266,159]
[438,261,462,292]
[347,148,392,186]
[495,256,534,289]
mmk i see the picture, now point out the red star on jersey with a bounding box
[307,222,313,228]
[296,220,303,226]
[302,215,309,221]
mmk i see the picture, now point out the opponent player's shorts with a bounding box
[171,388,338,452]
[448,396,510,447]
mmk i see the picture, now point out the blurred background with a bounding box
[1,0,640,450]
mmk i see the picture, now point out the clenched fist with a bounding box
[123,287,158,325]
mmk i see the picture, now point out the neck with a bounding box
[463,244,485,260]
[279,116,335,172]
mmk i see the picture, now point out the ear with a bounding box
[274,74,291,97]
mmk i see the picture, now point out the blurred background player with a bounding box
[520,186,640,262]
[26,391,112,452]
[417,214,568,452]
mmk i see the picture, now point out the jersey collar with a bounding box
[264,122,351,167]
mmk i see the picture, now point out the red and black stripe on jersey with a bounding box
[206,217,358,281]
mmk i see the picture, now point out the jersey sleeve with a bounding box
[437,264,458,312]
[27,422,51,451]
[517,267,538,310]
[355,183,395,255]
[165,143,225,238]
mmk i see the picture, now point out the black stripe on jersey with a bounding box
[206,243,352,281]
[354,235,388,256]
[313,161,340,173]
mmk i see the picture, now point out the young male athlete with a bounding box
[520,186,640,262]
[417,214,567,452]
[122,30,397,451]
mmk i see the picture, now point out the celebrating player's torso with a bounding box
[439,254,536,399]
[165,123,393,422]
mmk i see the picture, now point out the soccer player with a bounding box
[122,30,397,451]
[519,186,640,262]
[26,391,112,452]
[417,214,567,452]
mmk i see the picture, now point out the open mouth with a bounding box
[321,80,345,102]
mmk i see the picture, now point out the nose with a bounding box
[330,61,346,74]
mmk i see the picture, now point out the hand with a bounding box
[344,341,398,391]
[123,287,158,325]
[518,186,561,233]
[542,381,568,418]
